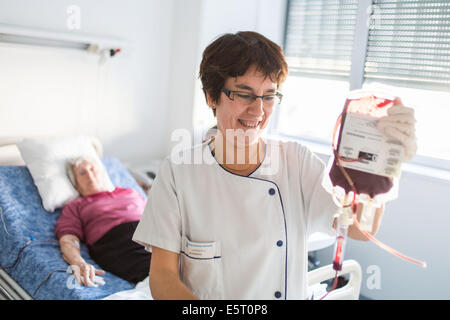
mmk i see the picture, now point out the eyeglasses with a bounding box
[222,88,283,107]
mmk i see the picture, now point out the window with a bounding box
[278,0,358,144]
[279,0,450,165]
[284,0,358,79]
[365,0,450,88]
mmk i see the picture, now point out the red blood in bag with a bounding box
[329,165,393,198]
[329,96,394,198]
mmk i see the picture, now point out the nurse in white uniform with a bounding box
[133,31,415,300]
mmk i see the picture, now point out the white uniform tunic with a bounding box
[132,138,338,300]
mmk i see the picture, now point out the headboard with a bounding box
[0,137,25,165]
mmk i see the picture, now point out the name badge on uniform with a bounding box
[183,238,218,259]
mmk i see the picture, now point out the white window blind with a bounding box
[282,0,450,163]
[284,0,359,79]
[364,0,450,89]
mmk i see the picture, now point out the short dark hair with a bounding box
[199,31,288,117]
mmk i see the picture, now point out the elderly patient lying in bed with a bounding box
[55,156,151,287]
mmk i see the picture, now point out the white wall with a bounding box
[163,0,203,155]
[0,0,174,163]
[0,0,288,161]
[350,171,450,299]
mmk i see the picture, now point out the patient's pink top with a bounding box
[55,187,146,246]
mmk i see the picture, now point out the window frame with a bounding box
[275,0,450,173]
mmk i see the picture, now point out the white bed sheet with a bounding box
[102,276,153,300]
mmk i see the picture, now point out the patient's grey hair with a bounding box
[66,156,102,189]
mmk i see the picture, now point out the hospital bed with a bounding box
[0,151,145,299]
[0,140,361,300]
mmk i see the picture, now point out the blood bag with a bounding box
[318,87,426,286]
[323,89,402,231]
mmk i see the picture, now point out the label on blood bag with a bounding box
[338,112,403,178]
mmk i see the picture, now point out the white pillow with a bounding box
[17,135,115,212]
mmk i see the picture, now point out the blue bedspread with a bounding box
[0,158,147,300]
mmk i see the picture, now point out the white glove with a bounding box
[376,102,417,162]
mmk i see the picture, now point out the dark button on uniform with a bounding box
[276,240,283,247]
[274,291,282,299]
[269,188,276,195]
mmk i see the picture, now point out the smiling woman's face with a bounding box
[209,65,278,147]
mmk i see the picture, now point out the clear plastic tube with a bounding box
[352,216,427,268]
[358,197,377,232]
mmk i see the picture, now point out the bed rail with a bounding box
[0,268,33,300]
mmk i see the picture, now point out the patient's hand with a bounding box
[71,262,106,287]
[59,234,106,287]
